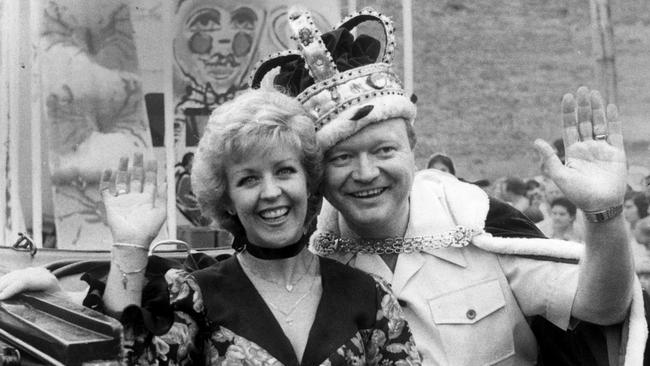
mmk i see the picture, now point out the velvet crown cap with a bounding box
[250,7,416,151]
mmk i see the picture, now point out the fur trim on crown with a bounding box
[316,93,416,152]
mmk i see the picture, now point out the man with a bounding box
[500,177,530,212]
[252,7,646,365]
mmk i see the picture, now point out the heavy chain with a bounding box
[312,226,480,255]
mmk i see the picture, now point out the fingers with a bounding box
[576,86,593,141]
[130,152,144,193]
[606,104,624,150]
[534,139,565,181]
[100,169,113,200]
[561,94,580,148]
[590,90,608,139]
[143,160,158,199]
[115,156,129,195]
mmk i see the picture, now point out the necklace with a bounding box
[264,276,318,326]
[311,225,479,255]
[233,234,309,259]
[240,254,317,292]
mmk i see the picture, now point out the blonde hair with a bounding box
[192,89,322,237]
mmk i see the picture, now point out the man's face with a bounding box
[526,186,545,207]
[322,118,415,236]
[174,0,262,93]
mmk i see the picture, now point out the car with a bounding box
[0,235,232,365]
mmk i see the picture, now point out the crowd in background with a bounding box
[426,147,650,289]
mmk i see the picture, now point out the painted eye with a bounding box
[232,32,252,57]
[189,32,212,54]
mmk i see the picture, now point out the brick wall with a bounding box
[352,0,650,181]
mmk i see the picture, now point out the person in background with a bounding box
[500,177,530,212]
[524,178,547,223]
[632,217,650,290]
[175,152,211,226]
[623,191,649,234]
[426,153,456,175]
[175,152,194,179]
[537,197,583,242]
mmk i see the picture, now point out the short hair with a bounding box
[525,179,541,191]
[504,177,527,196]
[192,89,323,237]
[625,191,649,219]
[551,197,577,218]
[426,153,456,175]
[181,152,194,167]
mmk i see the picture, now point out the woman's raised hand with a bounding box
[534,86,627,212]
[100,153,166,247]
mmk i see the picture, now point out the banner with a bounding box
[38,0,152,249]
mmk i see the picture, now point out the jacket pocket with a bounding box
[429,278,515,365]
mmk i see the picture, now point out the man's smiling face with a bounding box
[322,118,415,237]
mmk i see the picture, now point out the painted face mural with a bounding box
[174,0,265,94]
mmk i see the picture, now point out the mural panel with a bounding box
[38,0,152,249]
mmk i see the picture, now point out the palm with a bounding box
[558,141,626,210]
[100,155,166,246]
[536,87,627,212]
[104,191,166,244]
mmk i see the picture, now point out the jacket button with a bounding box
[466,309,476,320]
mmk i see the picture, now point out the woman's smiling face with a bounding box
[225,145,308,248]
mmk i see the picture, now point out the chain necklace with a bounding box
[311,225,479,255]
[240,254,317,292]
[263,276,318,326]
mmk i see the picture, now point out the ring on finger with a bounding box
[594,133,608,141]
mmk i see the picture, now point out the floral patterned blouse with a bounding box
[90,254,420,366]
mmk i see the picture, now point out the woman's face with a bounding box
[431,161,451,174]
[623,198,640,224]
[226,145,308,248]
[551,205,574,231]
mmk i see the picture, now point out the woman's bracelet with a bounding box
[111,247,148,290]
[583,204,623,223]
[113,242,148,251]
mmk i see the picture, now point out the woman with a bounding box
[0,89,419,366]
[426,153,455,175]
[537,197,583,243]
[623,190,649,232]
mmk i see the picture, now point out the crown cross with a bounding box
[250,7,408,132]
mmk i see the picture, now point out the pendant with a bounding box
[285,284,294,292]
[122,273,128,289]
[285,318,294,325]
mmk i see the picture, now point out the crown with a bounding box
[250,7,416,150]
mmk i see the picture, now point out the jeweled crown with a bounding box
[250,7,412,134]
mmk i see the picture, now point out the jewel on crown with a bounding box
[250,7,407,131]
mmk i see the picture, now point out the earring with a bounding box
[226,209,235,216]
